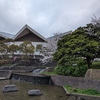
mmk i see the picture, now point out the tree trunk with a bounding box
[86,57,91,69]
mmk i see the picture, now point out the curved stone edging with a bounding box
[63,86,100,100]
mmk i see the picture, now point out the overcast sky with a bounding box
[0,0,100,38]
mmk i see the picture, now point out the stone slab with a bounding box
[2,84,18,93]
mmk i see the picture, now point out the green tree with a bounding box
[36,44,42,51]
[0,41,6,56]
[3,38,14,43]
[8,44,19,57]
[0,41,9,59]
[19,41,35,59]
[2,38,14,58]
[54,26,100,69]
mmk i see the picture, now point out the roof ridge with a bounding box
[13,24,47,42]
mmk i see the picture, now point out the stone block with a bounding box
[28,89,42,96]
[2,84,18,92]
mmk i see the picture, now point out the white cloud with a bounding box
[0,0,100,37]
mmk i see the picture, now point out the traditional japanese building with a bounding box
[0,24,71,56]
[0,25,47,56]
[0,25,47,48]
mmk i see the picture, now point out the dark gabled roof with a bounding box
[0,31,14,39]
[13,24,47,42]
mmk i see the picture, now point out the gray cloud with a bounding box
[0,0,100,38]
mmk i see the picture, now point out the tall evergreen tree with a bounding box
[54,25,100,68]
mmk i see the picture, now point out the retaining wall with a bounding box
[51,75,100,92]
[85,69,100,79]
[10,73,52,84]
[0,70,10,77]
[51,75,100,100]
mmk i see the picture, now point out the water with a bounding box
[32,68,42,74]
[32,68,45,74]
[0,80,69,100]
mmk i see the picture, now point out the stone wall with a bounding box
[85,69,100,79]
[0,70,10,77]
[10,73,52,84]
[51,75,100,92]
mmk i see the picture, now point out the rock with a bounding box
[46,67,54,72]
[67,95,86,100]
[2,84,18,93]
[67,95,78,100]
[28,89,42,96]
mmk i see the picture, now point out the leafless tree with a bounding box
[47,31,72,54]
[83,15,100,39]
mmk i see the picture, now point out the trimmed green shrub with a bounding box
[54,64,88,77]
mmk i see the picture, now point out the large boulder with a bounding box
[2,85,18,93]
[28,89,42,96]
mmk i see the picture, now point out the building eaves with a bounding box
[0,31,14,39]
[13,24,47,42]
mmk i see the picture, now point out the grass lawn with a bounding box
[41,71,57,75]
[64,85,100,96]
[91,61,100,69]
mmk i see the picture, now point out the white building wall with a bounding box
[9,42,48,55]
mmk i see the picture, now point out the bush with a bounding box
[0,59,9,66]
[81,88,100,95]
[54,65,66,75]
[54,64,88,77]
